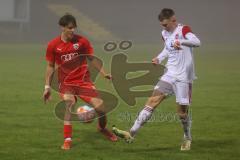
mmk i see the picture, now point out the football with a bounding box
[77,105,96,123]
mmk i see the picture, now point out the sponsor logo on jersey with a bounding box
[61,52,79,62]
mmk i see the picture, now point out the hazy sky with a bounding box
[1,0,239,44]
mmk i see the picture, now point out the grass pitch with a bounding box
[0,44,239,160]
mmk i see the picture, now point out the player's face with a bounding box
[160,16,177,32]
[61,23,76,40]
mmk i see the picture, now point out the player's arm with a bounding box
[179,32,201,47]
[45,61,55,88]
[43,61,55,103]
[173,26,201,49]
[152,47,169,65]
[83,37,112,80]
[43,42,55,103]
[88,56,112,80]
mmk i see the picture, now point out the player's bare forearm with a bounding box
[43,62,55,104]
[45,62,55,87]
[88,56,112,79]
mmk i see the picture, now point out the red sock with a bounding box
[63,125,72,139]
[98,115,107,129]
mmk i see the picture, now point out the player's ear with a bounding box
[59,25,65,32]
[171,16,177,22]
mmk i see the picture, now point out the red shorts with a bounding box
[59,82,98,103]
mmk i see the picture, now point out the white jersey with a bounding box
[157,24,201,83]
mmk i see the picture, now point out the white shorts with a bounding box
[154,75,192,105]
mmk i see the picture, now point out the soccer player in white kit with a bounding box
[113,8,201,151]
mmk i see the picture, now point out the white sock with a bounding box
[180,116,192,140]
[65,137,72,141]
[130,105,154,137]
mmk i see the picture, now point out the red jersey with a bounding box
[46,34,94,85]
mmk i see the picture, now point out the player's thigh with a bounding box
[154,80,174,96]
[59,84,77,105]
[146,90,165,108]
[60,93,77,105]
[174,82,192,106]
[88,97,105,114]
[77,83,99,103]
[89,97,103,108]
[59,93,77,120]
[146,80,173,108]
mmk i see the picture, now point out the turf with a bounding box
[0,44,239,160]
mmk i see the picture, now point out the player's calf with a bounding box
[177,105,192,141]
[146,91,165,109]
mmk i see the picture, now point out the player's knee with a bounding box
[63,94,76,106]
[177,111,188,119]
[177,104,188,118]
[92,98,104,113]
[64,121,72,125]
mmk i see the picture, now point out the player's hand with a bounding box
[104,73,113,80]
[173,40,181,50]
[152,57,159,65]
[43,88,51,104]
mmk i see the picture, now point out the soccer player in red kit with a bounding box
[42,14,117,150]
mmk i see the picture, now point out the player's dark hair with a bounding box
[58,13,77,27]
[158,8,175,21]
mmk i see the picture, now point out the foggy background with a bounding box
[0,0,239,44]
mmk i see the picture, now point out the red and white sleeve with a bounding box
[180,26,201,47]
[182,26,192,39]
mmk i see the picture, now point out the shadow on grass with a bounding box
[194,138,236,150]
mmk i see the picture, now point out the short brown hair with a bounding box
[58,13,77,27]
[158,8,175,21]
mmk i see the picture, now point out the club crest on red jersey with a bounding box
[73,43,79,50]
